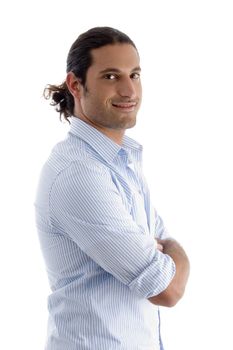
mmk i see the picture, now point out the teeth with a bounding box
[113,103,136,107]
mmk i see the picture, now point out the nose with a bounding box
[117,77,137,99]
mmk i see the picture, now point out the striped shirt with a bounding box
[34,116,175,350]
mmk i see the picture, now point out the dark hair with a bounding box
[44,27,137,123]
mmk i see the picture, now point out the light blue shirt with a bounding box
[34,117,175,350]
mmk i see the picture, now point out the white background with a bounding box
[0,0,232,349]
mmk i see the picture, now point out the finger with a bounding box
[157,243,164,252]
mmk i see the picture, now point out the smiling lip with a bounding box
[112,102,137,111]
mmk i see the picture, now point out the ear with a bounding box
[66,72,83,99]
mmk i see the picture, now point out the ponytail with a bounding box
[43,82,74,123]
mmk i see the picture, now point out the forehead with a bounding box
[89,44,140,72]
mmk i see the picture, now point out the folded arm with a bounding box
[149,238,190,307]
[50,160,176,299]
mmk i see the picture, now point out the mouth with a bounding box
[111,102,137,112]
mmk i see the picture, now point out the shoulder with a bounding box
[50,156,111,197]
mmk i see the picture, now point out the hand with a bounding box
[155,239,164,252]
[149,237,190,307]
[157,238,187,258]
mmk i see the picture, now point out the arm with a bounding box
[50,160,176,299]
[148,239,190,307]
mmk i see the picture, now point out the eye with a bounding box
[104,74,117,80]
[131,72,140,80]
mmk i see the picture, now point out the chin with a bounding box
[127,114,137,127]
[127,119,137,129]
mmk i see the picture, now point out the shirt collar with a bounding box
[69,117,143,164]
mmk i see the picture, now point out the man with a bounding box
[35,27,190,350]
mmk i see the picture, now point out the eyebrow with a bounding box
[99,66,141,75]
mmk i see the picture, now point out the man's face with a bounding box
[77,43,142,132]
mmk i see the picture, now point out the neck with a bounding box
[74,115,125,146]
[94,125,125,145]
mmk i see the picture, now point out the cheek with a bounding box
[84,83,114,111]
[83,94,109,114]
[137,83,142,96]
[92,91,112,109]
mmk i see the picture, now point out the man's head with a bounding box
[44,27,142,138]
[66,26,138,87]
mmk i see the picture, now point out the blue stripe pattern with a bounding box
[34,117,175,349]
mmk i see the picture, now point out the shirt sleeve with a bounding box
[49,160,175,299]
